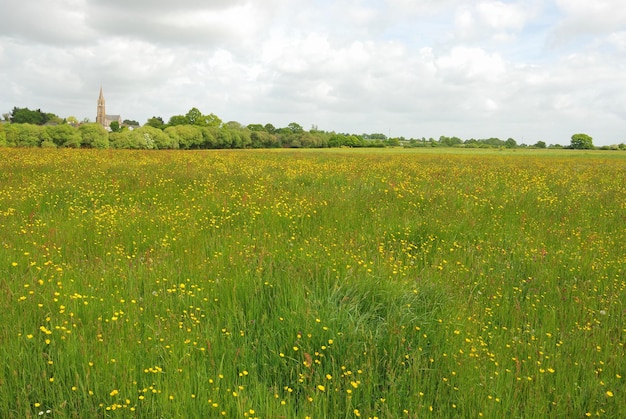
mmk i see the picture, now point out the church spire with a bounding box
[96,86,106,127]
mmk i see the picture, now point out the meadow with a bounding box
[0,147,624,418]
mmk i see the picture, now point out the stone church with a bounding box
[96,87,122,130]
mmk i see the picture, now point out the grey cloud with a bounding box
[1,0,93,44]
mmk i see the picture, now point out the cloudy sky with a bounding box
[1,0,625,145]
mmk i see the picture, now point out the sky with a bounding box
[1,0,625,145]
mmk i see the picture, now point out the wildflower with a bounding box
[606,391,614,397]
[317,384,325,392]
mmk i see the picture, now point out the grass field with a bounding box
[0,148,625,418]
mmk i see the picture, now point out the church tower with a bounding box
[96,86,106,127]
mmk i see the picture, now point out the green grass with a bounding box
[0,148,625,418]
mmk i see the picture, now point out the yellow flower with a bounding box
[606,391,614,397]
[317,384,325,392]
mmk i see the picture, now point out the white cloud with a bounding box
[1,0,625,145]
[454,1,539,43]
[435,47,507,84]
[476,1,530,32]
[553,0,626,41]
[607,31,626,51]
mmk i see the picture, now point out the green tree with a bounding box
[46,124,81,147]
[204,113,222,127]
[127,127,162,149]
[344,135,363,147]
[200,126,218,148]
[10,107,49,125]
[570,133,594,149]
[185,107,203,125]
[287,122,304,133]
[146,116,165,129]
[386,137,401,147]
[144,126,176,149]
[79,123,109,148]
[46,114,64,125]
[247,124,265,132]
[109,120,121,132]
[534,141,546,149]
[164,125,203,149]
[183,108,222,127]
[328,133,345,147]
[168,115,187,126]
[4,124,44,146]
[505,138,517,148]
[109,131,131,149]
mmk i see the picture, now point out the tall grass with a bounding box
[0,148,624,418]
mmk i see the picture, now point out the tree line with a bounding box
[2,106,624,150]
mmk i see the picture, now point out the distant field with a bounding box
[1,148,625,418]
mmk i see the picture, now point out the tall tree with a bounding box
[146,116,165,129]
[287,122,304,133]
[570,133,594,149]
[185,107,203,125]
[10,107,49,125]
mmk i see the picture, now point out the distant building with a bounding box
[96,87,122,130]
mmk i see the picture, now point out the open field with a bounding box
[1,148,625,418]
